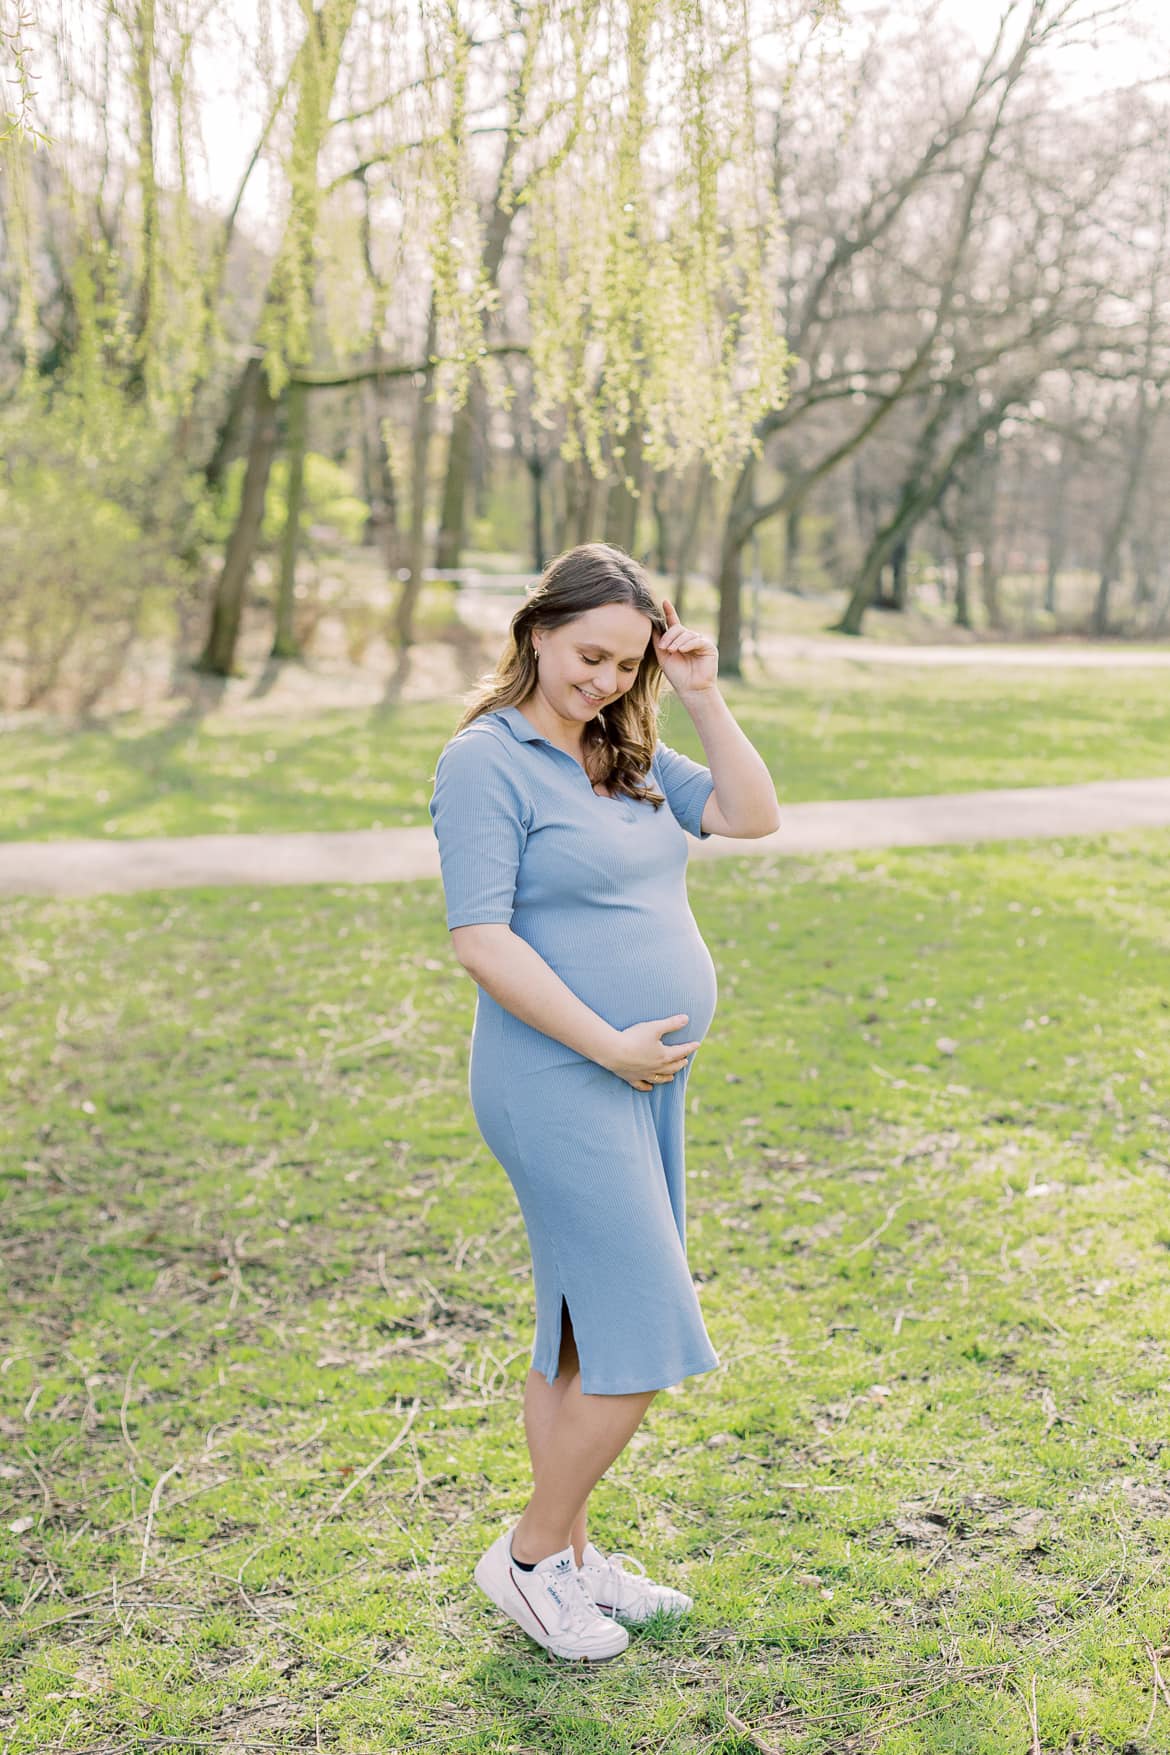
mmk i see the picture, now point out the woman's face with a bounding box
[531,602,654,720]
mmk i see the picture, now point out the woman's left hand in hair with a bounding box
[653,599,719,695]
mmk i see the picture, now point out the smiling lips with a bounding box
[576,687,606,704]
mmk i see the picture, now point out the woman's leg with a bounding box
[522,1306,590,1564]
[514,1304,657,1566]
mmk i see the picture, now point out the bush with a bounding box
[206,451,369,547]
[0,377,200,710]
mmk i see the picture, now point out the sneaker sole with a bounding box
[473,1553,629,1662]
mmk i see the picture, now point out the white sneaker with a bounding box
[473,1527,630,1661]
[577,1540,694,1623]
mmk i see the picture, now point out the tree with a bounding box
[197,0,358,674]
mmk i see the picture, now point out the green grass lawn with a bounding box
[3,829,1170,1752]
[2,663,1168,841]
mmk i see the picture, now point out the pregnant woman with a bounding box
[428,542,780,1661]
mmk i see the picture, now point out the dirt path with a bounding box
[754,633,1170,668]
[2,776,1168,898]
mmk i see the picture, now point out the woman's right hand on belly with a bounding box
[601,1014,702,1092]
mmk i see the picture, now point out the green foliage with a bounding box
[0,374,199,707]
[205,449,369,547]
[4,0,812,473]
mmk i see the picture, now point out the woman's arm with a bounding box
[653,599,781,839]
[450,925,699,1088]
[685,686,782,838]
[452,924,618,1063]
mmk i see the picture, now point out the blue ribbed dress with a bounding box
[428,703,720,1395]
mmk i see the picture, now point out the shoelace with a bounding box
[541,1558,601,1635]
[604,1552,648,1580]
[593,1551,651,1606]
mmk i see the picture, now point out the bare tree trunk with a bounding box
[127,0,158,401]
[435,392,476,570]
[784,505,802,589]
[205,355,261,493]
[650,470,670,574]
[557,455,584,554]
[672,458,709,621]
[197,371,279,674]
[527,451,546,573]
[272,379,307,659]
[890,534,909,609]
[360,366,399,563]
[953,535,971,629]
[394,292,439,650]
[1044,435,1072,617]
[716,457,756,676]
[578,467,605,545]
[604,414,645,555]
[1132,530,1153,608]
[974,434,1003,629]
[1093,391,1160,636]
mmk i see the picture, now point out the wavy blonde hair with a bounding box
[455,543,670,808]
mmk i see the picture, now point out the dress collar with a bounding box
[494,704,549,744]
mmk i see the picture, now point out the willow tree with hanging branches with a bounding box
[2,0,833,687]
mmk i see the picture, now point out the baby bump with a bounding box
[538,921,718,1045]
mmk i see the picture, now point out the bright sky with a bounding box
[903,0,1169,93]
[32,0,1170,227]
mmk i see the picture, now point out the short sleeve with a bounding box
[428,728,533,928]
[652,740,716,839]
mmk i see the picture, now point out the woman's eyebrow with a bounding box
[578,643,644,661]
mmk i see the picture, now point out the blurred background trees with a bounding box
[2,0,1168,713]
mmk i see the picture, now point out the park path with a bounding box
[755,633,1170,667]
[1,776,1169,898]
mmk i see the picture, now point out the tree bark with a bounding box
[1132,529,1153,608]
[672,458,709,621]
[1093,390,1159,636]
[784,505,802,589]
[435,388,477,570]
[127,0,158,402]
[890,535,909,609]
[205,355,262,493]
[604,412,645,555]
[650,471,671,575]
[974,435,1003,629]
[527,452,546,573]
[579,466,605,546]
[272,379,307,659]
[1044,435,1072,617]
[394,292,439,650]
[557,455,584,554]
[197,371,279,674]
[716,456,756,676]
[952,534,971,629]
[359,368,399,564]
